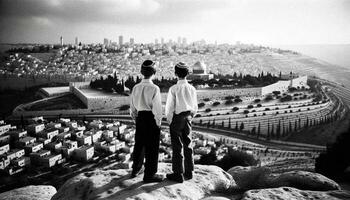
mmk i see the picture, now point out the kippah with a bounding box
[175,62,188,69]
[142,60,155,68]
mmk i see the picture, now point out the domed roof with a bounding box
[192,61,207,74]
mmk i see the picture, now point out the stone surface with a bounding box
[228,166,341,191]
[52,163,235,200]
[0,185,57,200]
[227,166,271,190]
[241,187,350,200]
[272,170,341,191]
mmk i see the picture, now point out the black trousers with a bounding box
[132,111,160,177]
[170,111,194,174]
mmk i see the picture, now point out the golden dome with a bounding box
[192,61,207,74]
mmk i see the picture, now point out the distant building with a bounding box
[130,38,135,45]
[24,142,43,154]
[17,137,36,148]
[188,61,214,81]
[0,124,11,135]
[0,135,10,145]
[7,130,27,140]
[119,35,123,46]
[75,37,79,45]
[103,38,109,46]
[0,144,10,155]
[161,38,164,45]
[27,124,45,134]
[74,146,94,162]
[155,39,158,45]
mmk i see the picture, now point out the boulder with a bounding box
[272,170,341,191]
[227,166,271,190]
[52,163,235,200]
[0,185,57,200]
[241,187,350,200]
[227,166,341,191]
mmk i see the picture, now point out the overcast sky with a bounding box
[0,0,349,45]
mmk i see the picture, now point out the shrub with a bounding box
[235,98,243,103]
[254,99,261,103]
[281,95,292,102]
[205,108,211,112]
[244,110,249,114]
[272,91,281,96]
[262,113,266,116]
[275,107,279,110]
[315,127,350,179]
[247,105,254,109]
[203,98,210,102]
[217,150,259,171]
[265,95,273,101]
[225,95,234,100]
[232,107,239,112]
[252,110,256,112]
[119,105,130,111]
[225,99,234,105]
[257,104,262,107]
[265,108,270,111]
[213,101,221,106]
[198,102,205,108]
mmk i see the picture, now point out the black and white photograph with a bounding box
[0,0,350,199]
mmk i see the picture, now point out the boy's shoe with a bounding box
[184,171,193,180]
[131,167,144,178]
[143,174,164,183]
[166,173,184,183]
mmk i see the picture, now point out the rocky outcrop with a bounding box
[227,166,271,190]
[241,187,350,200]
[52,163,235,200]
[228,166,341,191]
[272,170,341,191]
[0,185,57,200]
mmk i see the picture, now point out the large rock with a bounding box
[227,166,271,190]
[227,166,341,191]
[52,163,235,200]
[0,185,57,200]
[241,187,350,200]
[272,170,341,191]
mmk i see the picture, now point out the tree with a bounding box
[315,127,350,179]
[235,121,238,130]
[257,122,261,138]
[228,118,231,129]
[276,120,281,139]
[240,122,244,131]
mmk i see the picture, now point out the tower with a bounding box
[130,38,134,45]
[60,36,63,46]
[119,35,123,46]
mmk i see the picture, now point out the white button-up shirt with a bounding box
[165,79,198,124]
[130,79,162,126]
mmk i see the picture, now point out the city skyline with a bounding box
[0,0,349,45]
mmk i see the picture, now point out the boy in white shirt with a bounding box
[165,62,198,183]
[130,60,163,183]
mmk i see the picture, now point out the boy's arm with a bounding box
[152,87,162,127]
[165,87,175,124]
[192,88,198,117]
[130,88,137,121]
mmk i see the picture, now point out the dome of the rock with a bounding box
[192,61,207,74]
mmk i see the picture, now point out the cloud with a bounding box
[0,0,231,25]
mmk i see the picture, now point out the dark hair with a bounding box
[141,68,155,78]
[175,67,189,78]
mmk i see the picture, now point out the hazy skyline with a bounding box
[0,0,349,45]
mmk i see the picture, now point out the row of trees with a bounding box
[197,112,340,141]
[90,70,281,93]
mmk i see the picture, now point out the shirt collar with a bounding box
[177,79,188,84]
[141,78,153,83]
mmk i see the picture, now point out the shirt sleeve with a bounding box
[192,87,198,116]
[130,87,137,120]
[152,87,162,127]
[165,87,175,124]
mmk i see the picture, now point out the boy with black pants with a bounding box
[165,62,198,183]
[130,60,163,183]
